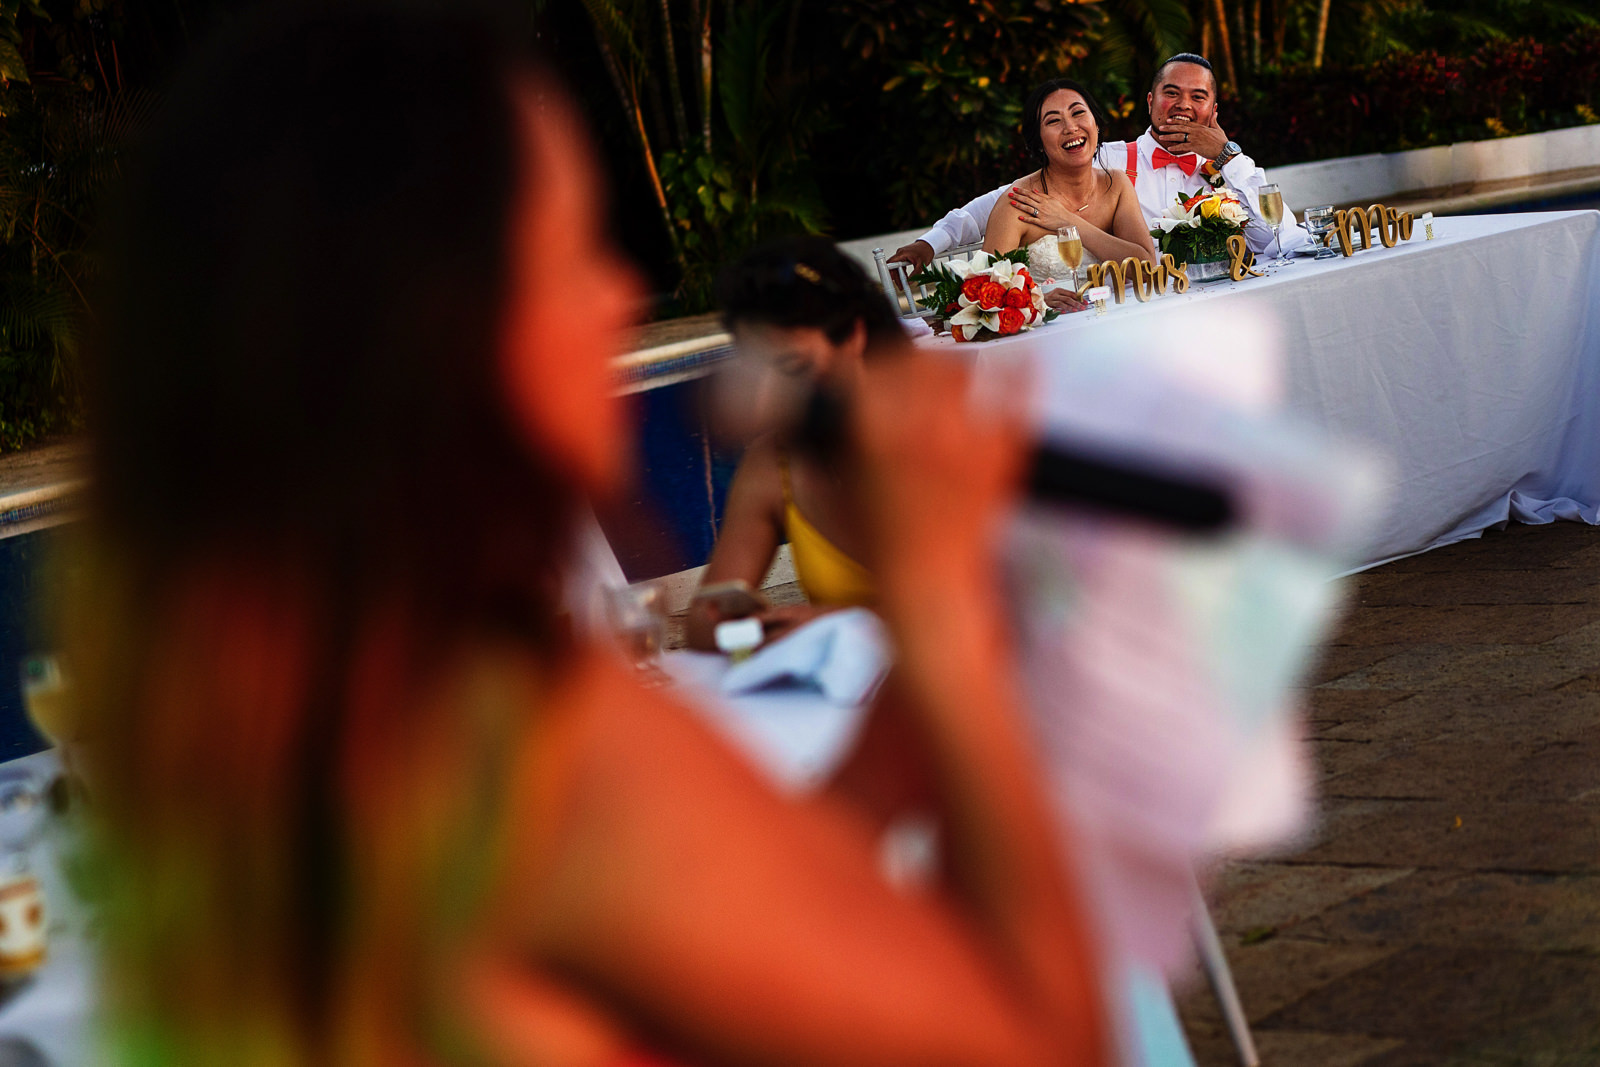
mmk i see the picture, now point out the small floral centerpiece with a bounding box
[1150,192,1248,278]
[910,250,1056,342]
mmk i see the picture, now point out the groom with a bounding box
[888,54,1307,283]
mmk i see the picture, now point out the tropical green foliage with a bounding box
[0,0,150,451]
[1229,28,1600,164]
[658,1,829,309]
[831,0,1091,226]
[557,0,831,311]
[1180,0,1599,88]
[827,0,1189,229]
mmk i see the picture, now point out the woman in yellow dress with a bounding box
[685,237,898,649]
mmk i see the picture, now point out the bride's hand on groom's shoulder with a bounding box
[1007,186,1076,233]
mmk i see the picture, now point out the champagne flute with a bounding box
[1259,183,1285,262]
[1056,225,1083,291]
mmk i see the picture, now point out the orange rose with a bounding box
[960,276,986,302]
[1002,286,1030,308]
[998,307,1026,335]
[977,280,1007,309]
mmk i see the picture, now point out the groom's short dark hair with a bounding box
[1151,53,1216,94]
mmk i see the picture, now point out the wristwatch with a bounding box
[1212,140,1242,168]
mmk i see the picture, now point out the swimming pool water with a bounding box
[0,529,58,761]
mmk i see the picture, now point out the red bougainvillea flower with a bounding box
[998,307,1026,335]
[977,280,1007,309]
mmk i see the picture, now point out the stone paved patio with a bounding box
[1178,520,1600,1066]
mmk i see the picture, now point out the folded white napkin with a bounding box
[720,607,890,707]
[899,316,935,339]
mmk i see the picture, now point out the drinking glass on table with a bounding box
[1303,205,1338,260]
[19,655,67,751]
[605,583,669,685]
[1057,225,1083,291]
[1259,184,1286,261]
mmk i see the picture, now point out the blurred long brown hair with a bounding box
[74,3,579,1062]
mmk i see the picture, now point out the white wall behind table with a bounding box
[917,209,1600,566]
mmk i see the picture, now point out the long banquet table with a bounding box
[918,210,1600,566]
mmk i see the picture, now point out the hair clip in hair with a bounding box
[793,263,822,285]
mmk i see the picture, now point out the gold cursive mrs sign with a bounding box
[1084,240,1263,301]
[1085,253,1191,304]
[1329,203,1416,257]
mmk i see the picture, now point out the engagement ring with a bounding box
[1031,207,1039,217]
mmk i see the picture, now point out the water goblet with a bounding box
[1303,205,1338,260]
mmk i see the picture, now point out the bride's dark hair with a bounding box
[1022,78,1114,194]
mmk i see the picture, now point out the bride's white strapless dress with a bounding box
[1024,234,1079,288]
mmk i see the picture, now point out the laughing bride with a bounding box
[983,78,1156,303]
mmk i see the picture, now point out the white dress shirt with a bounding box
[916,130,1307,257]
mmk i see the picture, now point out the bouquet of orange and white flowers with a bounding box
[910,250,1056,342]
[1150,191,1248,264]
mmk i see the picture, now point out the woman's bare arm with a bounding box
[498,353,1108,1066]
[1104,169,1158,261]
[684,440,786,650]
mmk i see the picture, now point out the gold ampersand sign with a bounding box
[1227,235,1263,281]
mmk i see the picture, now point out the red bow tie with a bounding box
[1151,147,1200,175]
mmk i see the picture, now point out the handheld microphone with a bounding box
[794,386,1235,533]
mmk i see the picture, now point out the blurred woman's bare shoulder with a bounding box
[496,647,776,872]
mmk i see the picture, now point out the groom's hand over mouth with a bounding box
[1154,117,1228,161]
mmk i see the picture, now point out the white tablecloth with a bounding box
[0,752,93,1066]
[920,210,1600,565]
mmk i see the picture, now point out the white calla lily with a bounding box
[987,259,1019,286]
[948,302,988,328]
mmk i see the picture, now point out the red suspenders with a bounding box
[1126,142,1139,186]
